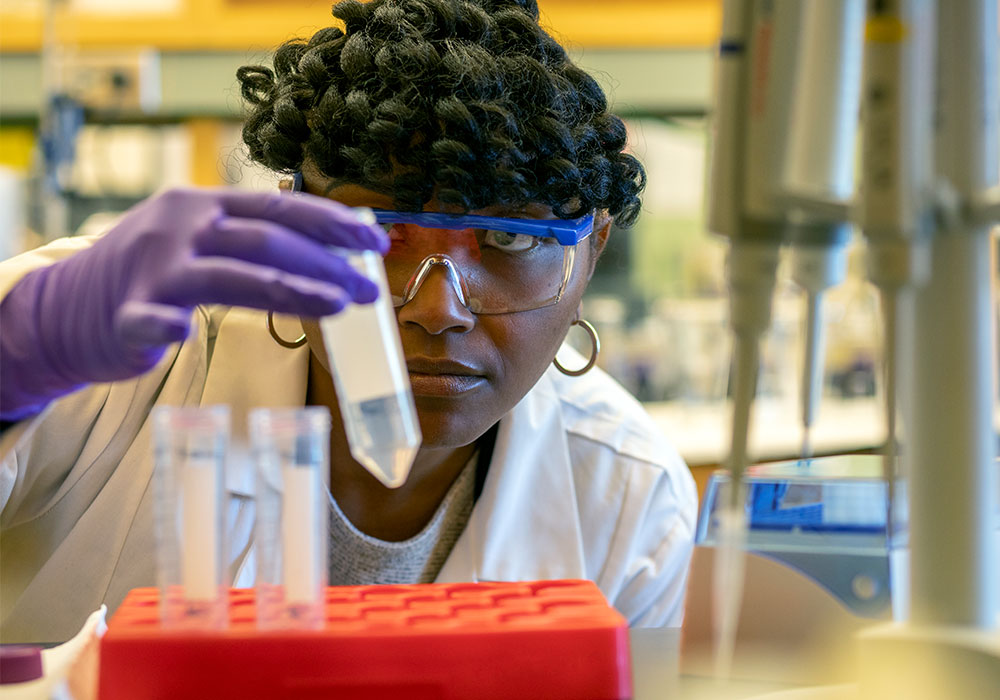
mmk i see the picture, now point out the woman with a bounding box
[0,0,696,642]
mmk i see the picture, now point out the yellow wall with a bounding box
[0,127,35,171]
[0,0,720,51]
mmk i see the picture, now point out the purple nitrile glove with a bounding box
[0,187,388,421]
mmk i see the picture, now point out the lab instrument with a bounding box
[698,455,910,620]
[99,580,631,700]
[706,0,1000,695]
[858,0,935,552]
[251,407,331,629]
[705,0,754,676]
[781,0,864,460]
[706,0,801,677]
[321,209,421,488]
[151,405,229,628]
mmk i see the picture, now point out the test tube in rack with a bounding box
[251,407,330,629]
[152,406,229,628]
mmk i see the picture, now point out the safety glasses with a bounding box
[369,210,594,246]
[288,173,594,314]
[372,210,592,314]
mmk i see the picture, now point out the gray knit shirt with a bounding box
[327,455,476,585]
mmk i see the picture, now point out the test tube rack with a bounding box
[98,579,632,700]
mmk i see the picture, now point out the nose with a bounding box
[396,258,476,335]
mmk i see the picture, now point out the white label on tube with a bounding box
[180,459,219,601]
[320,251,409,402]
[281,465,320,605]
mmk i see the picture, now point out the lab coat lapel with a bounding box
[436,371,588,583]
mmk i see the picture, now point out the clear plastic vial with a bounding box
[320,209,421,488]
[251,407,330,630]
[151,405,229,629]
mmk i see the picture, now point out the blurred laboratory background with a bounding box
[0,0,886,489]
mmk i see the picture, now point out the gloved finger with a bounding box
[116,301,192,348]
[215,189,389,253]
[160,257,352,318]
[197,217,379,303]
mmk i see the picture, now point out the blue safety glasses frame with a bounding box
[287,172,595,313]
[369,210,594,247]
[288,171,594,246]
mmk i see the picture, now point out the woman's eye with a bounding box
[483,230,536,252]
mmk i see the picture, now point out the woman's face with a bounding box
[299,180,608,449]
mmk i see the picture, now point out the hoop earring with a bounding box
[266,311,307,349]
[553,319,600,377]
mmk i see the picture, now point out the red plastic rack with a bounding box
[98,580,633,700]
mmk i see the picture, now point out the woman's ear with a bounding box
[586,212,613,280]
[278,178,294,191]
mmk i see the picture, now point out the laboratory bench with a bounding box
[646,396,884,469]
[647,395,885,505]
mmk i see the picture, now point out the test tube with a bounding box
[152,406,229,628]
[251,407,330,629]
[320,208,421,489]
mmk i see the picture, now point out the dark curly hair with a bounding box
[237,0,645,225]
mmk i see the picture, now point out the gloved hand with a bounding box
[0,187,388,421]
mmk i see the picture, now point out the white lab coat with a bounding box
[0,237,697,643]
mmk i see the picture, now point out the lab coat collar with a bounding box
[198,309,309,498]
[436,369,589,583]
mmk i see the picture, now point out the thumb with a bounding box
[115,301,192,349]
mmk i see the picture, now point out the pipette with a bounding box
[321,209,421,489]
[855,3,999,689]
[781,0,865,462]
[790,241,848,461]
[706,0,801,679]
[858,0,934,554]
[704,3,750,674]
[251,407,330,629]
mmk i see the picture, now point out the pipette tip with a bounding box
[799,425,813,464]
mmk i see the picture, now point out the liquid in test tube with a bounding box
[321,209,421,488]
[179,456,220,601]
[251,407,330,629]
[152,406,229,629]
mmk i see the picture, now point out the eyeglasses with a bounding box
[285,174,593,314]
[370,209,594,314]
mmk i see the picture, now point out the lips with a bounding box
[406,357,487,396]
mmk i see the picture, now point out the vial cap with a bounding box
[0,644,43,684]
